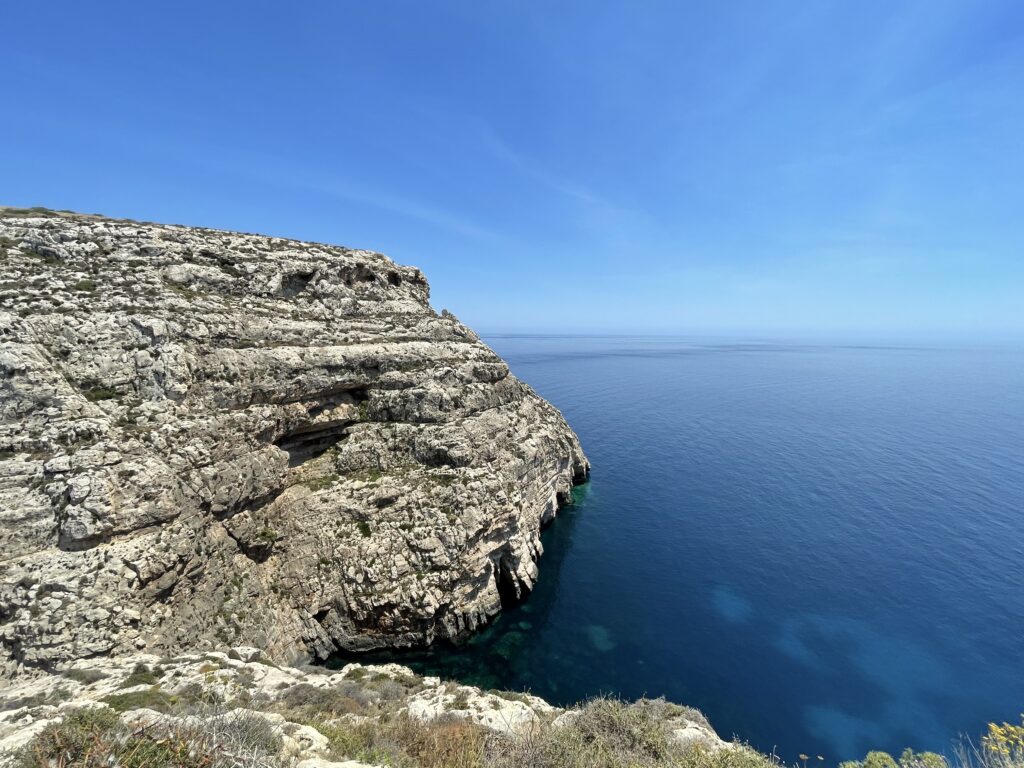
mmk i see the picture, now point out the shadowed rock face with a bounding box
[0,208,589,674]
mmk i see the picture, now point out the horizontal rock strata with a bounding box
[0,207,588,673]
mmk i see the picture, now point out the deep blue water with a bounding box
[338,336,1024,763]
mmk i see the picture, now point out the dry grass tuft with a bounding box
[16,704,283,768]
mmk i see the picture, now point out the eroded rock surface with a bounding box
[0,208,588,673]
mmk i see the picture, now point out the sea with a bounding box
[333,335,1024,763]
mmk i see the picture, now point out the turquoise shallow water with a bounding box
[331,336,1024,763]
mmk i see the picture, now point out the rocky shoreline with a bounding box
[0,207,588,675]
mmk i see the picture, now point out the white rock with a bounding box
[227,646,263,663]
[296,759,384,768]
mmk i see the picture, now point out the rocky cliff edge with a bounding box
[0,207,589,673]
[0,651,728,766]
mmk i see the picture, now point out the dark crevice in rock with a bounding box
[342,265,378,287]
[416,449,459,469]
[56,531,111,553]
[148,580,178,603]
[281,270,315,297]
[375,492,399,509]
[210,485,284,521]
[220,522,273,564]
[214,256,244,278]
[494,554,525,609]
[274,422,352,468]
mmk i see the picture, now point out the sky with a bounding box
[3,1,1023,338]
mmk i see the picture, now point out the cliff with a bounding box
[0,207,589,673]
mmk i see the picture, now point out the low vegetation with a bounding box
[839,749,948,768]
[118,662,162,689]
[81,384,119,402]
[61,668,109,685]
[489,697,767,768]
[837,719,1024,768]
[12,667,1024,768]
[0,687,71,713]
[13,690,777,768]
[16,706,281,768]
[100,686,178,714]
[277,680,374,718]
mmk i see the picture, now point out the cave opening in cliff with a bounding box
[274,422,352,467]
[494,555,527,609]
[280,270,315,297]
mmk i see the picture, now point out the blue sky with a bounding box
[4,1,1023,337]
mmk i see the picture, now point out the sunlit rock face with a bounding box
[0,207,588,673]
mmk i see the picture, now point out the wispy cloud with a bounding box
[473,121,661,246]
[17,103,502,243]
[275,170,499,242]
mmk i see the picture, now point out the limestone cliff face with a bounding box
[0,207,589,673]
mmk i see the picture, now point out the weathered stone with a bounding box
[227,645,263,663]
[0,208,589,673]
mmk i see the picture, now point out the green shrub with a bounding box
[864,752,900,768]
[362,670,421,700]
[0,687,72,713]
[900,750,948,768]
[15,707,121,768]
[303,474,339,491]
[83,385,118,402]
[63,667,108,685]
[0,206,56,218]
[119,662,161,688]
[676,744,786,768]
[389,716,491,768]
[278,681,371,718]
[564,696,676,760]
[487,689,534,705]
[311,714,492,768]
[101,685,175,713]
[489,696,779,768]
[449,688,471,710]
[258,527,279,543]
[15,705,281,768]
[974,718,1024,768]
[843,750,949,768]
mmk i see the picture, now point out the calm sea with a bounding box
[335,335,1024,763]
